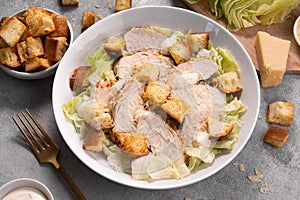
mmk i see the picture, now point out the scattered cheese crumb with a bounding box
[97,15,103,20]
[239,164,245,172]
[259,183,270,194]
[107,0,112,9]
[248,169,264,183]
[233,161,245,172]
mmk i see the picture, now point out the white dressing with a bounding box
[2,187,48,200]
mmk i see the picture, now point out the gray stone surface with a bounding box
[1,1,300,200]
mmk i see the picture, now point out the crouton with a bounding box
[16,37,44,63]
[161,98,187,123]
[81,12,95,32]
[134,63,159,82]
[24,57,51,72]
[44,36,68,62]
[104,36,126,58]
[0,16,26,47]
[83,130,109,152]
[16,41,27,63]
[50,15,69,38]
[142,81,171,105]
[169,40,191,64]
[111,132,149,156]
[0,38,8,48]
[267,101,294,126]
[61,0,79,6]
[187,33,209,53]
[69,66,92,91]
[23,7,56,37]
[207,117,233,138]
[0,17,9,26]
[0,47,20,68]
[263,126,290,148]
[26,37,44,58]
[115,0,132,12]
[212,71,243,93]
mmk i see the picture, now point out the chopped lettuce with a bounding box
[62,92,89,132]
[209,43,239,73]
[87,45,115,85]
[214,97,247,149]
[131,154,190,180]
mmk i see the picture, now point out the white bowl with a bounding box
[293,16,300,46]
[52,6,260,190]
[0,8,74,80]
[0,178,54,200]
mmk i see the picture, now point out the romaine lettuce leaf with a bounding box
[87,45,115,85]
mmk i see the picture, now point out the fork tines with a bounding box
[12,108,51,153]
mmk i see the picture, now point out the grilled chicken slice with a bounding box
[137,111,184,155]
[83,129,109,152]
[166,71,225,146]
[176,58,219,81]
[111,79,145,133]
[115,51,173,79]
[124,27,168,53]
[91,79,116,107]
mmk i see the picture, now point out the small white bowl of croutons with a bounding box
[0,6,73,79]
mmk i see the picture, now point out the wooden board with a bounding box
[183,0,300,74]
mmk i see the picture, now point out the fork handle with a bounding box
[57,166,87,200]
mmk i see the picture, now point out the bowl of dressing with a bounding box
[293,16,300,46]
[0,178,54,200]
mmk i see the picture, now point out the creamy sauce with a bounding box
[297,22,300,40]
[2,187,48,200]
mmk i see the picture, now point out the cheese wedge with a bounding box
[255,31,290,88]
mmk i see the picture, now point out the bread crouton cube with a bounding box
[187,33,209,53]
[23,7,56,37]
[0,16,26,47]
[16,41,27,63]
[16,37,44,63]
[26,37,44,58]
[207,117,233,138]
[0,38,8,48]
[212,71,243,93]
[263,126,290,148]
[81,12,95,32]
[161,98,187,123]
[143,81,171,105]
[0,47,20,68]
[61,0,79,6]
[267,101,294,126]
[169,40,191,64]
[104,36,126,59]
[111,132,149,156]
[69,66,92,91]
[25,57,51,72]
[50,15,69,38]
[0,17,10,26]
[45,36,68,62]
[115,0,132,12]
[134,63,159,82]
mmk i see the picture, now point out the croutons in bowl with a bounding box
[53,6,260,189]
[0,6,73,79]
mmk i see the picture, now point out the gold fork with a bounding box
[12,108,87,200]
